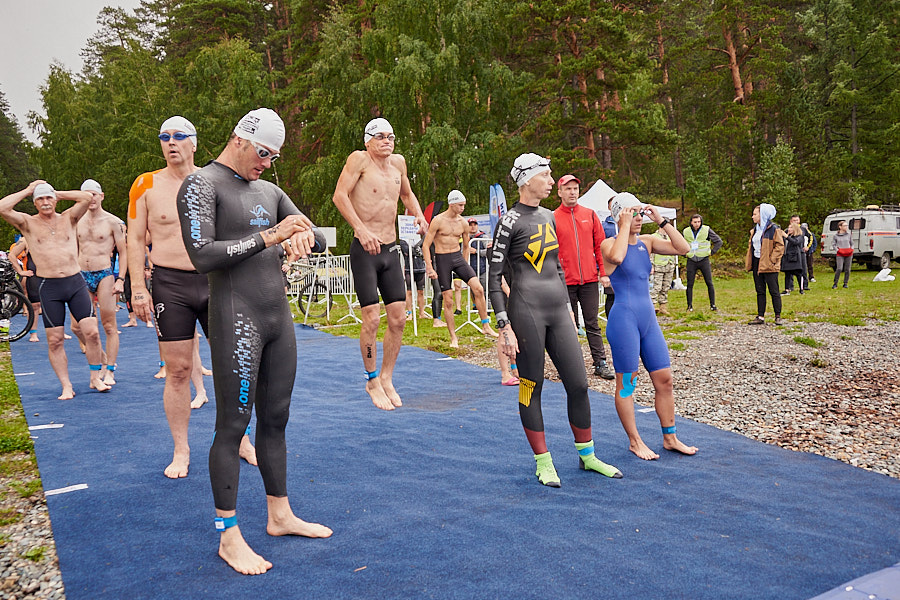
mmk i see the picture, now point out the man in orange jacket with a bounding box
[553,175,614,380]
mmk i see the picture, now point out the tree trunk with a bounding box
[723,25,745,104]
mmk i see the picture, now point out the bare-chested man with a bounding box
[0,181,111,398]
[127,116,255,478]
[69,179,127,386]
[332,118,428,410]
[422,190,497,348]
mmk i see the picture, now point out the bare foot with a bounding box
[449,337,460,349]
[240,436,258,466]
[366,378,394,411]
[418,312,428,319]
[201,366,213,376]
[146,320,154,328]
[164,451,190,478]
[154,365,167,379]
[629,440,660,461]
[102,372,116,386]
[219,527,272,575]
[267,514,333,538]
[380,378,403,408]
[432,319,446,328]
[64,333,72,339]
[122,320,137,328]
[90,377,111,392]
[58,386,75,400]
[482,323,499,338]
[663,436,699,456]
[190,393,208,409]
[28,334,39,342]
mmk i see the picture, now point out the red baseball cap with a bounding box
[558,174,581,187]
[467,218,479,224]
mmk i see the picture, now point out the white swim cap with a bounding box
[234,108,285,152]
[33,183,56,200]
[609,192,640,222]
[81,179,103,194]
[159,115,198,148]
[447,190,466,205]
[510,153,551,187]
[364,118,394,143]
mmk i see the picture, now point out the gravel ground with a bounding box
[2,317,897,598]
[459,317,900,478]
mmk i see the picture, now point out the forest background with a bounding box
[0,0,897,256]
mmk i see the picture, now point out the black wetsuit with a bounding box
[178,161,325,512]
[488,202,592,449]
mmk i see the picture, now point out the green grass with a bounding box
[0,347,33,455]
[793,336,825,348]
[0,509,21,527]
[22,546,46,562]
[10,478,42,499]
[668,342,687,352]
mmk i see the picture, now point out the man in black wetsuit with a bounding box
[489,153,622,487]
[178,108,332,575]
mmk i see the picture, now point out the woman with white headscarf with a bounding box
[745,203,785,325]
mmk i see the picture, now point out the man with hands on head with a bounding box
[0,180,110,399]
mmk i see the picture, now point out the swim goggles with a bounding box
[250,141,280,162]
[158,132,196,142]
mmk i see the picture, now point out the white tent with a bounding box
[578,178,677,222]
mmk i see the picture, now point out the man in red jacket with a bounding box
[553,175,614,380]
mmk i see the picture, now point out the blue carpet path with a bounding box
[9,311,900,599]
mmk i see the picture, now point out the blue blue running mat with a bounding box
[9,312,900,599]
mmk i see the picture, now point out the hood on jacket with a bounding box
[757,203,776,233]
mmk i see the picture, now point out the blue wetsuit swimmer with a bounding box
[601,193,698,461]
[489,153,621,487]
[179,109,331,575]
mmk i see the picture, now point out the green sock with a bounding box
[575,440,623,479]
[534,452,561,487]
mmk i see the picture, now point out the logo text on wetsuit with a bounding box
[519,378,536,408]
[249,205,271,227]
[226,238,257,256]
[524,224,558,273]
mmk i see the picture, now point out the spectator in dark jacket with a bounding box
[745,203,785,325]
[781,223,805,295]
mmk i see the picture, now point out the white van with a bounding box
[821,205,900,270]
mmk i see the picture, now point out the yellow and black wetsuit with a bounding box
[488,202,592,453]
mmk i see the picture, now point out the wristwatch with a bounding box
[496,318,509,329]
[658,218,670,229]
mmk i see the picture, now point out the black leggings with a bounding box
[751,257,781,317]
[685,258,715,307]
[512,300,591,446]
[208,296,296,511]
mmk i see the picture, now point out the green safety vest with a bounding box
[651,233,676,267]
[684,225,711,259]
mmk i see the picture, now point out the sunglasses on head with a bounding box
[158,132,195,142]
[250,141,279,162]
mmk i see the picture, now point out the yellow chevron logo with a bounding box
[524,224,558,273]
[519,378,536,407]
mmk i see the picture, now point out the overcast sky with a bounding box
[0,0,142,143]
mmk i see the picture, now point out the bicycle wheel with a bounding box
[298,281,332,319]
[0,289,35,342]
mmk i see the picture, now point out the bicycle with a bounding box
[0,258,35,342]
[286,254,334,320]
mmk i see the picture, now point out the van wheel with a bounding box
[880,252,892,270]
